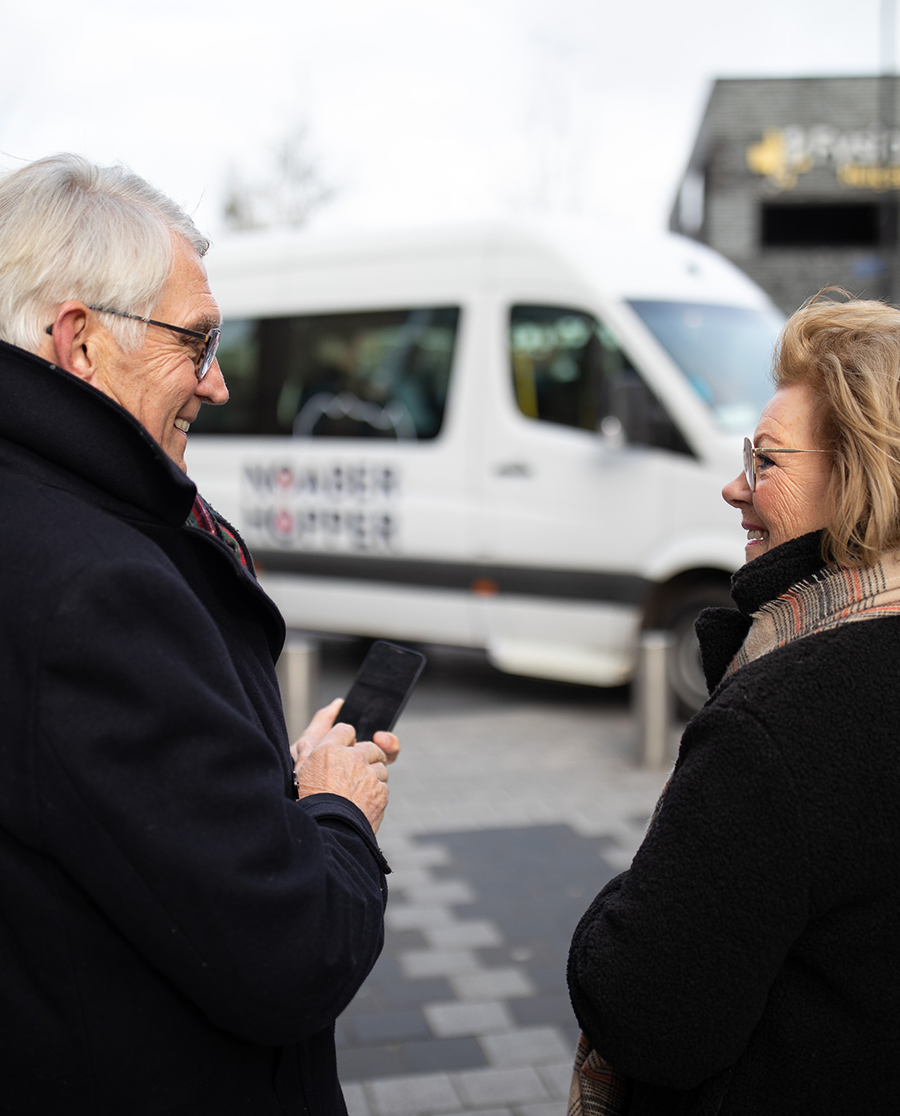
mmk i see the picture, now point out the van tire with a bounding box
[660,583,734,718]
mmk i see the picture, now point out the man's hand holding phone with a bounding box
[293,710,396,833]
[290,642,423,832]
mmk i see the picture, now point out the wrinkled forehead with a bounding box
[154,235,220,332]
[754,383,823,447]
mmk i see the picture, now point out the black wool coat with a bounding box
[568,531,900,1116]
[0,339,389,1115]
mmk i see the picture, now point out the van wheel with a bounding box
[659,584,734,719]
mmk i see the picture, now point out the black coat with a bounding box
[568,531,900,1115]
[0,340,389,1115]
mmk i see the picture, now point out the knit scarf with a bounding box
[729,548,900,676]
[185,494,252,572]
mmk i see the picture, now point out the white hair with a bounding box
[0,153,209,353]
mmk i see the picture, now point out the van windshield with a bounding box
[627,301,784,433]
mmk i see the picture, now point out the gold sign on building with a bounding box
[746,126,900,192]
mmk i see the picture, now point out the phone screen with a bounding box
[339,641,426,741]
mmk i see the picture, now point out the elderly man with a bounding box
[0,154,398,1114]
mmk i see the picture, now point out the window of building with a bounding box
[192,307,460,439]
[509,305,692,455]
[761,203,893,248]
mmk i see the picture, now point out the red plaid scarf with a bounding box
[185,494,252,572]
[568,1032,631,1115]
[729,549,900,675]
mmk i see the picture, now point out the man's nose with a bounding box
[197,359,228,406]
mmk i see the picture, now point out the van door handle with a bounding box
[495,462,532,477]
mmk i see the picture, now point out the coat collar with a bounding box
[729,530,828,617]
[0,338,195,526]
[696,531,829,695]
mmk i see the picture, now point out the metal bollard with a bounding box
[276,635,318,743]
[634,630,674,769]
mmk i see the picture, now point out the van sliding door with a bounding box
[473,303,693,686]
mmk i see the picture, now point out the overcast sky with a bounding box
[1,0,895,240]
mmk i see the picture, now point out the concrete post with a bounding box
[276,635,318,744]
[634,630,674,769]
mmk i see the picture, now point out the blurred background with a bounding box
[2,0,895,243]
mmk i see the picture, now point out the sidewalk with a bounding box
[312,642,678,1116]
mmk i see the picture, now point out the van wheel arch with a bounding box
[642,572,734,718]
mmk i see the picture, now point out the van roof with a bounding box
[206,218,773,312]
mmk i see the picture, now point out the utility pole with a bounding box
[879,0,898,302]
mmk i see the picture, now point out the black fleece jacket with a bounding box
[568,531,900,1116]
[0,340,389,1115]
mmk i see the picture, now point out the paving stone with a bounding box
[337,1043,406,1082]
[341,1082,371,1116]
[423,920,504,951]
[536,1061,575,1099]
[454,1065,550,1106]
[510,994,577,1029]
[386,843,451,869]
[386,905,456,931]
[423,1000,514,1038]
[515,1103,568,1116]
[388,867,438,891]
[380,928,429,954]
[450,967,536,1001]
[522,967,568,998]
[403,1036,487,1074]
[480,1028,572,1067]
[348,1008,430,1044]
[561,1024,581,1052]
[367,1072,461,1116]
[400,949,481,979]
[401,881,477,906]
[435,1111,512,1116]
[380,976,456,1007]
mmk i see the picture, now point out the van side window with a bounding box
[192,307,460,439]
[509,305,692,456]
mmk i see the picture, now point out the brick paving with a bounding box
[307,639,677,1116]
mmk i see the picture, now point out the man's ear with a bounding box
[39,302,107,383]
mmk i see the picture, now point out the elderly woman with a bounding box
[567,293,900,1114]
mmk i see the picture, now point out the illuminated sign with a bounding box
[746,125,900,191]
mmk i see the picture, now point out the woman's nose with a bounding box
[722,469,751,508]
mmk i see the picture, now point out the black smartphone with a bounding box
[339,641,426,742]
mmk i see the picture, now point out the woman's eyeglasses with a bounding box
[743,436,830,491]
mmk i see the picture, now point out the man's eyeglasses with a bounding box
[46,307,221,380]
[90,306,220,380]
[743,436,830,492]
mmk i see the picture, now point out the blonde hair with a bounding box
[775,290,900,566]
[0,153,208,353]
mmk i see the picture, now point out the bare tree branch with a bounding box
[222,123,337,231]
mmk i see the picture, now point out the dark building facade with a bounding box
[670,76,900,314]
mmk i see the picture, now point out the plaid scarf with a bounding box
[185,494,252,572]
[729,548,900,676]
[568,1033,631,1116]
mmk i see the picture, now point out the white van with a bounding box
[190,220,782,712]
